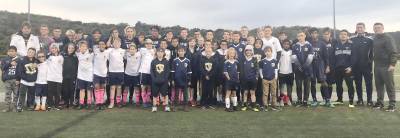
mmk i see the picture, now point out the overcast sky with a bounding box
[2,0,400,32]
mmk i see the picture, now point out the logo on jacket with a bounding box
[25,63,37,74]
[205,63,213,71]
[156,64,164,73]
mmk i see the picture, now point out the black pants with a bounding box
[255,77,263,105]
[295,73,311,103]
[201,78,215,106]
[354,66,373,102]
[62,78,75,107]
[48,81,62,107]
[335,68,355,103]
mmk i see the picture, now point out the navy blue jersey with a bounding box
[224,60,240,82]
[179,37,189,48]
[311,39,328,81]
[322,39,337,68]
[124,37,136,49]
[1,56,19,81]
[253,47,265,62]
[150,58,170,84]
[333,40,357,69]
[259,58,278,80]
[229,43,245,62]
[240,57,258,81]
[199,53,218,80]
[171,57,192,86]
[292,41,314,77]
[146,36,161,48]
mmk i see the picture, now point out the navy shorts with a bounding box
[77,79,93,90]
[124,74,140,87]
[241,79,257,90]
[140,73,152,85]
[151,82,168,97]
[35,84,48,96]
[109,72,124,85]
[225,80,239,90]
[93,74,107,85]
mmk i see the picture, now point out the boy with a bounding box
[292,32,314,107]
[107,40,126,108]
[16,47,38,112]
[62,43,78,108]
[200,42,218,109]
[93,41,109,109]
[47,43,64,110]
[321,28,336,107]
[151,48,171,112]
[259,47,279,111]
[334,30,357,108]
[1,46,19,112]
[240,46,259,111]
[171,47,192,111]
[76,41,94,110]
[216,40,229,106]
[124,44,142,106]
[34,51,48,111]
[185,38,198,106]
[138,39,155,108]
[278,39,294,106]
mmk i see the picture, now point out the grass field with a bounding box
[0,63,399,138]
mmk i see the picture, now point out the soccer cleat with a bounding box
[34,105,41,111]
[241,106,247,111]
[333,100,344,105]
[385,105,395,112]
[348,104,355,108]
[319,100,326,106]
[108,104,114,109]
[40,104,46,111]
[310,101,319,107]
[356,100,364,106]
[270,106,279,111]
[201,106,207,110]
[164,106,171,112]
[151,106,157,112]
[367,101,374,106]
[326,101,335,108]
[372,103,384,110]
[279,100,284,107]
[252,107,260,112]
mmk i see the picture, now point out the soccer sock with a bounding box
[122,90,128,104]
[225,98,230,108]
[135,91,141,104]
[231,97,238,107]
[171,88,176,103]
[146,88,151,103]
[141,91,147,103]
[35,96,40,105]
[87,93,92,105]
[79,98,85,105]
[116,94,121,104]
[42,97,47,105]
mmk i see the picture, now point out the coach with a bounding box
[372,22,398,112]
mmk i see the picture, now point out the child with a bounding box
[259,47,279,111]
[34,51,48,111]
[47,43,64,110]
[62,43,78,109]
[254,39,265,106]
[138,39,155,108]
[124,44,142,106]
[150,48,171,112]
[278,39,294,106]
[107,40,126,108]
[333,30,356,108]
[292,32,314,107]
[93,41,109,110]
[76,41,94,109]
[16,47,37,112]
[321,29,336,107]
[216,40,228,106]
[199,41,218,110]
[171,47,192,111]
[223,48,240,112]
[240,46,259,111]
[1,46,19,112]
[185,38,198,106]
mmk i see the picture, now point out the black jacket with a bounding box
[1,56,19,81]
[62,53,78,79]
[16,57,38,82]
[151,58,170,84]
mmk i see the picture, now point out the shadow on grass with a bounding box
[39,111,99,138]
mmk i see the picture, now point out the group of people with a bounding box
[1,21,398,113]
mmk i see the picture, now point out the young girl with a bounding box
[34,51,48,111]
[259,47,279,111]
[278,39,294,106]
[200,41,218,110]
[93,41,109,110]
[171,47,192,112]
[124,44,142,106]
[107,40,126,108]
[223,48,240,112]
[76,41,94,109]
[138,39,155,108]
[47,43,64,110]
[150,48,171,112]
[240,46,259,112]
[62,43,78,109]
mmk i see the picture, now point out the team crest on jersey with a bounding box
[255,55,261,62]
[184,63,188,68]
[156,64,164,73]
[251,62,254,68]
[205,63,213,71]
[25,63,37,74]
[327,44,331,47]
[304,48,308,51]
[239,48,243,52]
[271,63,275,67]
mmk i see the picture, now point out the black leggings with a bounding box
[62,78,75,107]
[48,81,62,107]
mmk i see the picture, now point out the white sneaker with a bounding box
[165,106,171,112]
[348,104,355,108]
[151,107,157,112]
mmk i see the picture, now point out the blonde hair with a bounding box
[65,29,75,36]
[226,47,237,60]
[124,26,136,37]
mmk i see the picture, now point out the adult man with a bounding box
[372,23,398,112]
[10,22,40,57]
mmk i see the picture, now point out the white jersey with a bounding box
[36,61,48,84]
[93,49,109,77]
[138,48,155,74]
[262,36,282,59]
[77,51,94,82]
[46,55,64,83]
[108,48,126,73]
[125,51,142,76]
[279,50,293,74]
[10,34,40,57]
[165,49,171,61]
